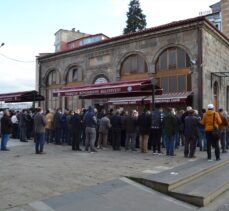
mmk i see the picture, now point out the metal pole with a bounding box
[151,78,157,111]
[151,84,155,111]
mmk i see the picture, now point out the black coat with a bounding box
[138,112,152,135]
[1,116,12,134]
[184,115,200,137]
[70,113,82,134]
[53,112,62,129]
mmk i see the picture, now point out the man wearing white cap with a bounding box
[201,104,222,161]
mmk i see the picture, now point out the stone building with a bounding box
[36,16,229,112]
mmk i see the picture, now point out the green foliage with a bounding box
[123,0,147,34]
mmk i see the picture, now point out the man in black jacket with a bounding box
[1,110,12,151]
[110,111,122,150]
[53,108,62,145]
[70,109,82,151]
[34,107,47,154]
[138,110,152,153]
[184,109,200,158]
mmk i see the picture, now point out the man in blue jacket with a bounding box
[83,106,97,152]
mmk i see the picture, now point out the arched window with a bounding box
[155,47,192,93]
[120,54,148,76]
[47,71,57,86]
[46,70,60,110]
[67,67,78,83]
[156,47,191,71]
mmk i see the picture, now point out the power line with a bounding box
[0,53,35,63]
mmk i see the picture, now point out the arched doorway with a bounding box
[213,81,219,110]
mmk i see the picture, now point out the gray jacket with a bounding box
[99,116,111,134]
[34,112,46,133]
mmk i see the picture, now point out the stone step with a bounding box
[170,163,229,207]
[129,155,229,194]
[27,178,196,211]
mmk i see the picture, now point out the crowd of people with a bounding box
[0,103,229,161]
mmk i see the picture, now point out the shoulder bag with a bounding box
[212,113,221,141]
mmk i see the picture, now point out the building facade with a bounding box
[36,16,229,112]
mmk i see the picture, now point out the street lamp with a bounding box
[151,78,157,111]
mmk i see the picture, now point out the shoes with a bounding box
[216,158,221,161]
[222,150,227,153]
[208,159,213,162]
[189,155,196,158]
[77,148,82,151]
[91,149,97,152]
[37,151,46,154]
[153,152,158,155]
[170,153,176,156]
[1,148,10,151]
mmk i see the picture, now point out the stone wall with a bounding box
[202,25,229,110]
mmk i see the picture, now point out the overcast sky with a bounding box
[0,0,218,93]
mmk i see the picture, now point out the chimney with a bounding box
[221,0,229,38]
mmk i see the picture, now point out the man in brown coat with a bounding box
[45,110,54,143]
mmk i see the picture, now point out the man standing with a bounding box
[218,108,229,153]
[1,110,12,151]
[124,110,138,151]
[83,106,97,152]
[53,108,62,145]
[34,107,46,154]
[201,104,222,161]
[138,109,152,153]
[18,109,29,142]
[184,110,200,158]
[163,107,177,156]
[150,107,163,155]
[11,111,18,139]
[110,111,122,150]
[98,112,111,149]
[70,108,82,151]
[45,110,54,143]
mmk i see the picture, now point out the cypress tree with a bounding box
[123,0,147,34]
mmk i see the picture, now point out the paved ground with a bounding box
[1,139,228,211]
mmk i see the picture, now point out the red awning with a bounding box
[0,90,44,103]
[54,78,162,99]
[107,92,193,105]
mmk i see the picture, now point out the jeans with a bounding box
[165,134,175,155]
[220,131,226,152]
[150,128,162,153]
[198,128,207,151]
[184,135,197,157]
[54,128,61,144]
[226,131,229,149]
[206,131,220,160]
[125,132,136,150]
[85,127,96,151]
[112,128,121,150]
[45,129,53,143]
[1,134,10,150]
[35,132,45,153]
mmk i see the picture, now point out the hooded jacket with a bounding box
[201,110,222,132]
